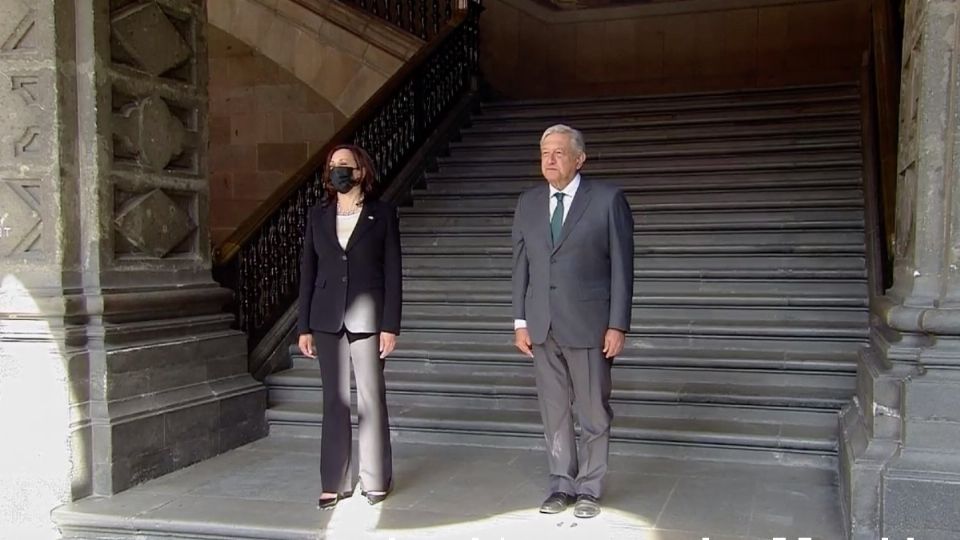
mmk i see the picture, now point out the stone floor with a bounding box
[53,436,844,540]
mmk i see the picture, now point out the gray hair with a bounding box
[540,124,585,156]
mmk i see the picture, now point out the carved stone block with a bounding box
[0,179,41,256]
[113,94,186,171]
[114,188,196,258]
[0,0,36,54]
[1,70,49,164]
[110,2,192,77]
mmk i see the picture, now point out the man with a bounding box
[512,124,634,519]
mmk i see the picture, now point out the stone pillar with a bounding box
[0,1,265,535]
[840,0,960,538]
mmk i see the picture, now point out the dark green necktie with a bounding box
[551,192,565,245]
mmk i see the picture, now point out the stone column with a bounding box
[0,1,265,535]
[840,0,960,538]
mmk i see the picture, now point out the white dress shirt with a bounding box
[515,174,581,330]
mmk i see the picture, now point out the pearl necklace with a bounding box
[336,198,362,216]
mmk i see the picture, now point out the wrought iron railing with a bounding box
[342,0,457,41]
[214,1,482,350]
[860,0,902,295]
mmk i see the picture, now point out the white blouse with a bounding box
[336,212,361,250]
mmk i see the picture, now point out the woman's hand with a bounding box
[379,332,397,359]
[298,333,316,358]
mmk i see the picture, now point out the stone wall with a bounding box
[207,26,346,245]
[207,0,422,116]
[481,0,870,98]
[840,0,960,538]
[1,2,266,536]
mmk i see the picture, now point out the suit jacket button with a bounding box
[341,276,348,283]
[550,285,556,290]
[341,255,347,261]
[550,258,556,264]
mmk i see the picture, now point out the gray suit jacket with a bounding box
[512,177,634,348]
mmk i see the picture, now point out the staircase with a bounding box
[266,84,869,465]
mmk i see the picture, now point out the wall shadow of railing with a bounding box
[213,1,483,378]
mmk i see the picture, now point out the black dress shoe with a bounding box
[573,494,601,518]
[539,492,576,514]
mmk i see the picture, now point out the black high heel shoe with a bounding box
[316,490,353,510]
[317,495,339,510]
[361,483,393,505]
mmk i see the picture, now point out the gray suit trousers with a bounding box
[314,329,393,493]
[533,330,613,498]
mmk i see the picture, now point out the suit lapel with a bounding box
[319,203,340,251]
[532,185,552,250]
[344,201,375,252]
[553,177,592,253]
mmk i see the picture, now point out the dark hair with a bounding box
[322,144,378,203]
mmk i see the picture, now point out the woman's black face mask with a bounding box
[329,166,357,193]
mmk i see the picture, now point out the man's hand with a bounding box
[298,333,316,358]
[602,329,625,359]
[514,328,534,358]
[380,332,397,359]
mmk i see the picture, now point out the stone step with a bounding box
[398,310,869,340]
[401,218,864,236]
[449,121,859,151]
[267,366,853,410]
[370,334,863,371]
[463,103,858,133]
[402,254,868,279]
[400,205,864,224]
[402,301,867,324]
[265,401,839,454]
[402,279,869,307]
[415,171,862,195]
[290,344,858,374]
[458,116,860,149]
[401,230,865,250]
[432,150,861,178]
[411,186,864,209]
[477,83,858,116]
[439,135,861,163]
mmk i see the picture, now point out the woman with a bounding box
[297,144,401,509]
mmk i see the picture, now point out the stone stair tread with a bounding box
[416,176,861,194]
[402,291,868,308]
[399,313,868,339]
[402,302,869,320]
[267,366,852,408]
[476,92,858,117]
[402,206,863,219]
[401,220,864,235]
[403,277,866,294]
[434,153,861,175]
[437,139,861,164]
[450,125,858,149]
[462,108,859,133]
[477,83,858,112]
[403,254,866,269]
[458,118,860,146]
[401,245,866,258]
[265,402,837,452]
[412,189,865,207]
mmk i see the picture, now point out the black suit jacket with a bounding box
[297,198,402,335]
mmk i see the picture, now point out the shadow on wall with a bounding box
[206,25,346,246]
